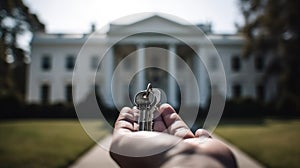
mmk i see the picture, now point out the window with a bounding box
[66,55,75,71]
[65,84,73,102]
[232,84,242,98]
[91,56,99,70]
[40,84,50,103]
[231,55,241,72]
[209,56,218,71]
[256,84,265,100]
[41,55,51,71]
[255,56,264,72]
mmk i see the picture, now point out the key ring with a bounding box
[144,83,152,98]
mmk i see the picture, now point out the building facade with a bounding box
[26,15,277,108]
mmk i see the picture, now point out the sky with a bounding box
[23,0,242,34]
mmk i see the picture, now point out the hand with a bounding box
[109,104,237,168]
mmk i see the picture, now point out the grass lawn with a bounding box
[215,119,300,168]
[0,119,109,168]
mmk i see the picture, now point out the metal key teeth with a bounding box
[134,83,161,131]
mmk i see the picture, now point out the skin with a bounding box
[109,104,237,168]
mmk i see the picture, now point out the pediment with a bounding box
[108,14,203,36]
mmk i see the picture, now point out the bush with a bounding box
[191,97,268,123]
[0,93,77,119]
[0,92,24,119]
[0,90,119,120]
[1,91,298,120]
[270,94,300,118]
[222,98,266,119]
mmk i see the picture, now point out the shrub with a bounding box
[222,98,266,118]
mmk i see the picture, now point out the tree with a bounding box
[238,0,300,112]
[0,0,45,99]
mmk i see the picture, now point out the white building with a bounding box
[26,15,277,108]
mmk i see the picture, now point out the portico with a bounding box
[105,36,208,108]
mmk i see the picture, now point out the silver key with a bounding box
[134,83,161,131]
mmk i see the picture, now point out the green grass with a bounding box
[0,119,109,168]
[215,119,300,168]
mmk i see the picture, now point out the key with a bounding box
[134,83,161,131]
[135,90,154,131]
[145,88,161,130]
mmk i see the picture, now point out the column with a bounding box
[168,44,177,107]
[51,55,64,103]
[105,46,114,107]
[197,46,209,107]
[137,43,145,91]
[193,52,201,106]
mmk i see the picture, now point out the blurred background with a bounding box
[0,0,299,168]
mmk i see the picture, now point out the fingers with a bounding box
[195,129,212,138]
[153,109,167,132]
[114,107,137,133]
[115,104,201,139]
[159,104,194,139]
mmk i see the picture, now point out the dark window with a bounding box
[256,85,265,100]
[65,84,73,102]
[41,84,50,103]
[66,55,75,71]
[255,56,264,72]
[41,55,51,71]
[232,84,242,98]
[231,55,241,72]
